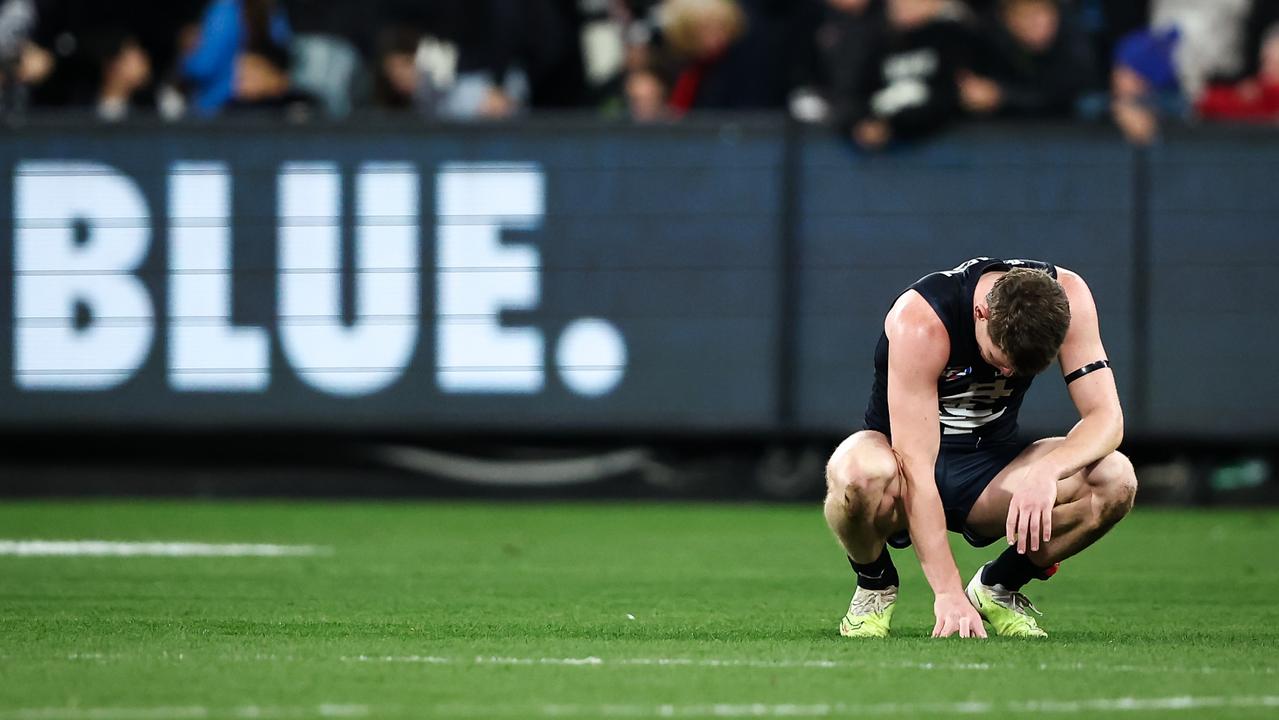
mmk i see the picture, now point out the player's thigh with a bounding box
[964,437,1088,537]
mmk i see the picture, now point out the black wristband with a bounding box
[1064,360,1111,385]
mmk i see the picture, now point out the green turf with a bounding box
[0,502,1276,719]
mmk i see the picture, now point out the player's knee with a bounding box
[1091,450,1137,525]
[826,445,898,504]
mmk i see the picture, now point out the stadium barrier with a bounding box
[2,118,1275,443]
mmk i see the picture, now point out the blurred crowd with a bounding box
[2,0,1278,145]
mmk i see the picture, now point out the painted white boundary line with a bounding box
[5,698,1276,720]
[22,652,1273,679]
[340,654,1278,676]
[529,696,1279,717]
[0,541,331,557]
[0,705,367,720]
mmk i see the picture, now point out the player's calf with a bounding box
[824,432,906,637]
[971,450,1137,637]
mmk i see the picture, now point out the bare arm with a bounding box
[1005,268,1123,553]
[1042,269,1124,478]
[886,292,986,638]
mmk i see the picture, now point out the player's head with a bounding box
[974,268,1070,377]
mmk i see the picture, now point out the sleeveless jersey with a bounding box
[863,257,1058,448]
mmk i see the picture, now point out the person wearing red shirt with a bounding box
[1198,24,1279,122]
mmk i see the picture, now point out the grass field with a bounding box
[0,502,1277,719]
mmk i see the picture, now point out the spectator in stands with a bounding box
[1151,0,1253,100]
[182,0,291,117]
[441,1,535,120]
[789,0,886,124]
[281,0,368,118]
[965,0,1095,118]
[23,1,203,116]
[363,2,566,120]
[371,26,420,111]
[1243,1,1279,78]
[1197,24,1279,122]
[0,0,32,62]
[625,65,669,121]
[1110,26,1180,144]
[389,1,568,121]
[624,0,805,120]
[87,30,151,121]
[0,0,52,112]
[617,0,664,78]
[844,0,977,149]
[613,0,662,119]
[1110,0,1258,143]
[224,50,317,120]
[657,0,748,117]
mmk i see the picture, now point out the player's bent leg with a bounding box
[824,431,904,564]
[962,440,1137,637]
[1031,449,1137,566]
[964,440,1137,565]
[824,431,906,638]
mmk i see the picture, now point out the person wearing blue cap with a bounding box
[1111,26,1183,144]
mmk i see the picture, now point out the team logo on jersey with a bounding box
[942,366,973,383]
[939,379,1016,435]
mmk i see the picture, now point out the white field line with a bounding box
[339,654,1278,676]
[5,698,1277,720]
[0,541,331,558]
[551,696,1279,717]
[534,696,1279,717]
[18,652,1276,678]
[0,705,367,720]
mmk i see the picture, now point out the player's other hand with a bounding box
[932,592,987,638]
[1007,463,1059,554]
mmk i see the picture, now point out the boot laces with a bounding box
[849,588,895,615]
[991,586,1042,616]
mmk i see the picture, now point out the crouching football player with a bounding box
[824,258,1136,638]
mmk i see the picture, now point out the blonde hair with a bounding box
[661,0,747,58]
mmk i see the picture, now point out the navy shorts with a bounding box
[887,439,1030,550]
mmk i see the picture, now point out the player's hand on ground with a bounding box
[1007,464,1058,554]
[932,592,987,638]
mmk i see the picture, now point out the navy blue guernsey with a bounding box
[864,257,1058,449]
